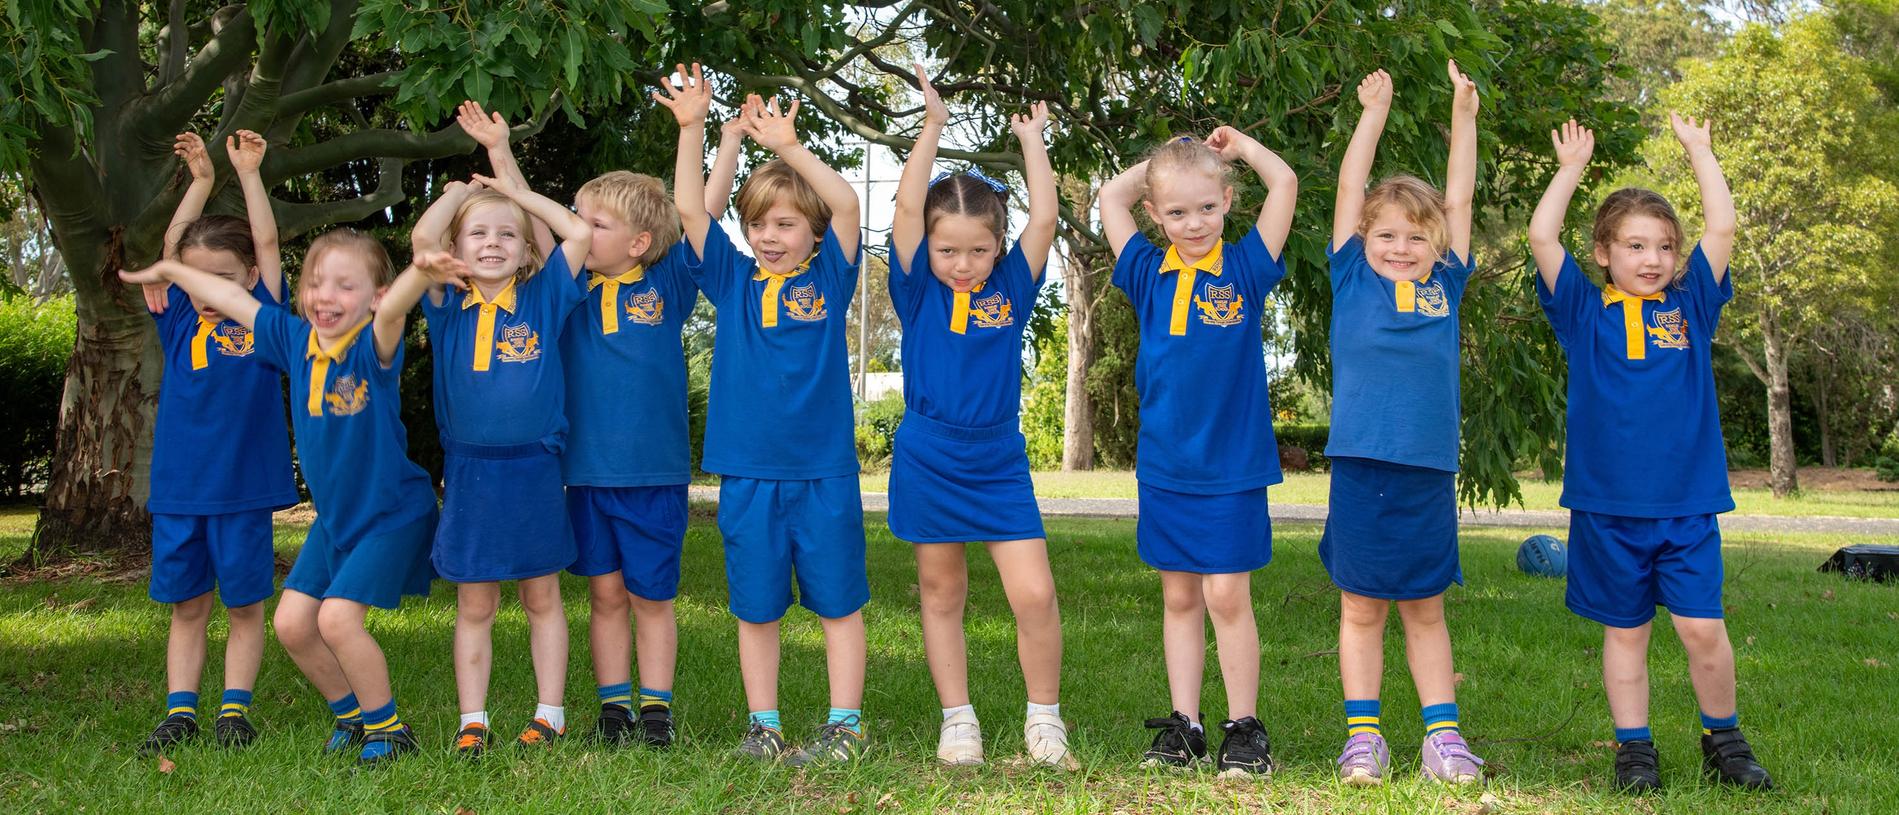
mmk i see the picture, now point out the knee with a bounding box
[1675,619,1728,655]
[314,601,361,645]
[919,571,969,614]
[1202,579,1253,620]
[225,601,265,626]
[457,590,500,624]
[589,583,630,616]
[1340,594,1389,628]
[1008,578,1058,619]
[1161,583,1204,616]
[519,580,564,618]
[1396,598,1444,628]
[273,605,319,649]
[173,593,214,624]
[630,595,673,621]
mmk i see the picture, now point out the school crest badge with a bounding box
[1194,282,1245,327]
[211,324,255,357]
[783,282,827,322]
[625,289,664,326]
[325,374,368,416]
[1647,307,1689,350]
[496,322,542,363]
[970,291,1013,329]
[1414,279,1450,318]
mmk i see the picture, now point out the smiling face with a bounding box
[1142,170,1232,264]
[1594,213,1680,296]
[744,199,820,274]
[926,213,1003,292]
[178,246,258,322]
[1361,207,1438,282]
[297,246,383,345]
[452,199,530,289]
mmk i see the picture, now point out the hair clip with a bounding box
[1176,136,1195,143]
[928,168,1010,195]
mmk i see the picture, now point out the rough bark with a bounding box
[1760,312,1800,497]
[1061,252,1098,471]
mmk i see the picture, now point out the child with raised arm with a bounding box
[1097,127,1297,778]
[403,167,591,755]
[1528,114,1771,793]
[1322,62,1484,786]
[887,66,1069,769]
[137,130,298,755]
[122,232,442,766]
[658,64,870,766]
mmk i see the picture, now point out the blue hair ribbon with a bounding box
[929,167,1009,194]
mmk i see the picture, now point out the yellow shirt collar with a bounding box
[306,318,371,362]
[589,266,645,287]
[752,254,815,282]
[1601,285,1665,306]
[462,279,519,313]
[1159,241,1224,277]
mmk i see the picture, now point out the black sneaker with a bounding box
[636,704,676,748]
[1215,716,1274,778]
[1141,711,1208,768]
[1614,739,1662,793]
[325,720,365,754]
[357,725,419,767]
[1701,728,1774,790]
[596,704,636,746]
[140,714,199,756]
[214,712,258,748]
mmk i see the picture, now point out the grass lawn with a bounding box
[853,470,1899,519]
[2,503,1896,813]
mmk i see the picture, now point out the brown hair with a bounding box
[296,229,395,321]
[736,158,831,238]
[924,174,1009,245]
[444,190,542,280]
[1358,175,1450,262]
[174,214,258,269]
[1593,187,1686,277]
[1142,136,1233,198]
[578,171,680,268]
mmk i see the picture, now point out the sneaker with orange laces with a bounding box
[516,717,564,747]
[453,722,489,758]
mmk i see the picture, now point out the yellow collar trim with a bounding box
[589,266,646,335]
[1160,242,1222,336]
[948,280,988,335]
[754,255,815,328]
[461,279,519,314]
[1601,286,1666,360]
[305,318,370,417]
[1158,241,1225,277]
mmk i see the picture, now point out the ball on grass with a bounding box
[1517,534,1568,578]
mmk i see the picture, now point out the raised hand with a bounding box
[174,133,214,182]
[1358,69,1393,111]
[1449,60,1479,118]
[414,251,472,290]
[720,107,753,141]
[1552,118,1595,169]
[1203,125,1258,162]
[1010,101,1049,142]
[121,260,182,286]
[226,130,267,175]
[468,172,516,197]
[917,63,949,128]
[652,62,712,127]
[1669,111,1713,153]
[743,93,803,152]
[456,100,511,149]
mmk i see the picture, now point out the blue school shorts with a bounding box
[433,438,577,583]
[1135,483,1272,574]
[150,510,276,607]
[284,510,437,609]
[568,484,690,601]
[717,475,869,623]
[1319,456,1463,600]
[1566,510,1724,627]
[887,411,1046,544]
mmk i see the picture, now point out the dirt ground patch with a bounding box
[1728,467,1899,492]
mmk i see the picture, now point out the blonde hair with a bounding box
[577,171,680,268]
[445,190,542,280]
[1358,175,1451,262]
[1593,187,1686,281]
[296,229,395,322]
[735,158,830,238]
[1142,136,1233,198]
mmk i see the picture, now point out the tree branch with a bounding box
[276,71,400,120]
[92,1,144,118]
[136,5,257,139]
[274,158,408,238]
[266,109,552,185]
[158,0,189,82]
[281,0,363,99]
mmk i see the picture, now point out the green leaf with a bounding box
[1435,19,1463,39]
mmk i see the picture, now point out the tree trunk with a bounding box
[1761,316,1800,497]
[1062,255,1098,471]
[1814,380,1836,468]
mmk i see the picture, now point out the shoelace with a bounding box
[1429,733,1485,766]
[1143,718,1190,754]
[1338,735,1383,768]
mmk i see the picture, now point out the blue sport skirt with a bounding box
[1319,456,1461,600]
[433,438,576,583]
[1136,483,1271,574]
[888,411,1046,543]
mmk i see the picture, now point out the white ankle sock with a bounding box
[535,703,565,732]
[942,704,976,722]
[459,711,489,729]
[1026,701,1061,719]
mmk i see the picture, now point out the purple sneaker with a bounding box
[1421,730,1486,784]
[1336,732,1390,786]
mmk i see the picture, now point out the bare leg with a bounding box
[821,611,867,711]
[987,538,1062,705]
[274,590,351,701]
[1158,570,1207,720]
[737,619,781,714]
[914,543,971,708]
[587,573,632,690]
[1603,623,1653,731]
[1203,572,1260,720]
[1396,595,1456,707]
[631,595,678,694]
[166,592,213,697]
[453,582,500,715]
[315,599,393,710]
[1338,591,1390,703]
[518,574,569,708]
[1671,616,1737,719]
[222,600,267,695]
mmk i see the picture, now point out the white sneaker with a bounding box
[1024,710,1078,770]
[937,708,983,766]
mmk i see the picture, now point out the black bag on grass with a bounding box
[1818,544,1899,582]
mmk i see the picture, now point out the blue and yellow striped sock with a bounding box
[1421,703,1460,737]
[165,691,199,721]
[1700,711,1738,735]
[219,689,252,719]
[597,682,633,712]
[357,701,404,760]
[826,707,863,735]
[328,693,363,725]
[1614,725,1653,744]
[749,710,781,731]
[1344,699,1381,738]
[639,687,673,710]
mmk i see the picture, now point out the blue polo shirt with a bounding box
[689,220,859,479]
[1324,236,1471,473]
[1538,245,1735,517]
[421,248,585,449]
[251,308,436,549]
[560,241,699,486]
[890,239,1046,429]
[148,281,299,515]
[1111,228,1285,493]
